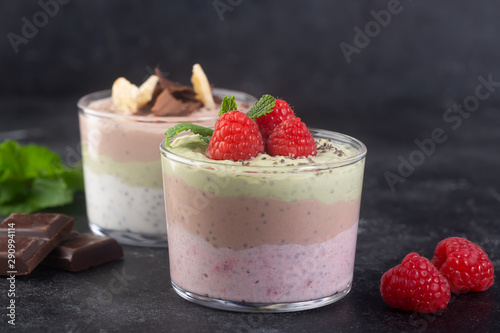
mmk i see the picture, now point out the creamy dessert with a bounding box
[78,65,256,247]
[161,121,366,311]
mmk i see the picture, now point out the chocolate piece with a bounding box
[0,214,74,275]
[41,232,123,272]
[213,94,223,105]
[136,83,162,114]
[151,67,203,116]
[152,89,202,116]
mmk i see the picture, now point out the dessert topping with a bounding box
[152,67,202,116]
[218,95,238,117]
[255,99,295,141]
[112,75,159,114]
[245,94,277,119]
[191,63,215,109]
[207,110,265,161]
[267,117,317,158]
[111,64,216,116]
[164,95,275,151]
[165,94,323,160]
[165,123,214,147]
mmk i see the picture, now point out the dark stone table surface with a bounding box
[0,96,499,333]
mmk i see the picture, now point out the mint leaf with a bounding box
[165,123,214,148]
[0,141,30,206]
[218,95,238,117]
[246,95,276,119]
[29,177,73,209]
[20,144,64,178]
[0,140,84,216]
[60,164,85,192]
[0,200,37,216]
[0,140,24,180]
[0,179,26,205]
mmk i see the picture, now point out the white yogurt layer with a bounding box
[84,165,167,234]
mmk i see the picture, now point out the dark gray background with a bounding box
[2,0,500,112]
[2,0,500,175]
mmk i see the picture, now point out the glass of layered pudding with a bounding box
[160,98,366,311]
[78,65,256,247]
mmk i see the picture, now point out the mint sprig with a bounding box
[246,95,276,119]
[0,140,84,216]
[218,95,238,117]
[164,95,277,148]
[165,123,214,148]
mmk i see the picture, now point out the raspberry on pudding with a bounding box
[255,99,295,142]
[267,117,317,158]
[207,110,264,161]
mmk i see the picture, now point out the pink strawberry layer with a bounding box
[168,220,358,303]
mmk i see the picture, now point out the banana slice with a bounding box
[112,77,140,114]
[138,75,159,108]
[112,75,159,114]
[191,64,215,109]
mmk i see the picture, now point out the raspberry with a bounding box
[267,117,317,158]
[431,237,495,294]
[207,110,264,161]
[255,99,295,141]
[380,252,451,313]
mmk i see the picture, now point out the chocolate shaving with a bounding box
[152,89,201,116]
[149,67,203,117]
[136,83,162,115]
[213,92,222,105]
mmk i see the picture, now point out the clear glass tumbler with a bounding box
[78,88,256,247]
[160,129,367,311]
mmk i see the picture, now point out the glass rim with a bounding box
[77,88,257,123]
[160,128,367,173]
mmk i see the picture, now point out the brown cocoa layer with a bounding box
[164,174,361,250]
[79,109,219,163]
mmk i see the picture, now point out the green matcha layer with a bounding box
[161,135,365,205]
[82,145,163,189]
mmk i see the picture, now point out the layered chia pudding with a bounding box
[160,128,366,311]
[78,66,256,247]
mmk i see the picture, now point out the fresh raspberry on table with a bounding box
[380,252,451,313]
[255,99,295,141]
[431,237,495,294]
[207,110,265,161]
[267,117,317,158]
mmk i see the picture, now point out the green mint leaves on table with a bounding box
[0,140,84,216]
